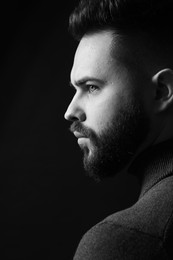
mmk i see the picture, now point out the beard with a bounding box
[70,100,150,181]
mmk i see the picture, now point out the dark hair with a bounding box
[69,0,173,41]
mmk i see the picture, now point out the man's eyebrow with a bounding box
[69,77,105,88]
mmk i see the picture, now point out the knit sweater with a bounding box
[73,140,173,259]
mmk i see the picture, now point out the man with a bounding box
[64,0,173,259]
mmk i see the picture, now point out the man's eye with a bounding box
[87,85,99,93]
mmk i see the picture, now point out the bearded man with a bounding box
[64,0,173,259]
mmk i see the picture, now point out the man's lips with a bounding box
[73,131,87,138]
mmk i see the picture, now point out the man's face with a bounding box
[64,30,151,180]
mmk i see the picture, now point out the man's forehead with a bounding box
[70,30,122,84]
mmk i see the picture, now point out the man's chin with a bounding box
[83,151,121,182]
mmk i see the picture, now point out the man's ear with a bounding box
[152,68,173,113]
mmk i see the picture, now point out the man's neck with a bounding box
[129,139,173,198]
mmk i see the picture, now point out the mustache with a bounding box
[69,121,95,138]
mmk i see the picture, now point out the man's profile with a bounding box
[64,0,173,259]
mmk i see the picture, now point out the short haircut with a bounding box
[69,0,173,42]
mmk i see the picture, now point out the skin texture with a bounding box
[64,30,173,180]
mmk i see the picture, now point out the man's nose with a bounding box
[64,97,86,122]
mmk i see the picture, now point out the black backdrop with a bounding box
[1,1,140,259]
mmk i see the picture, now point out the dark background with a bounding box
[1,1,140,259]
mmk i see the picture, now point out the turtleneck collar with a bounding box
[129,140,173,199]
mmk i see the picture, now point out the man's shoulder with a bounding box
[104,175,173,237]
[73,212,168,260]
[74,178,173,259]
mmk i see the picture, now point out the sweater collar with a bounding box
[129,140,173,198]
